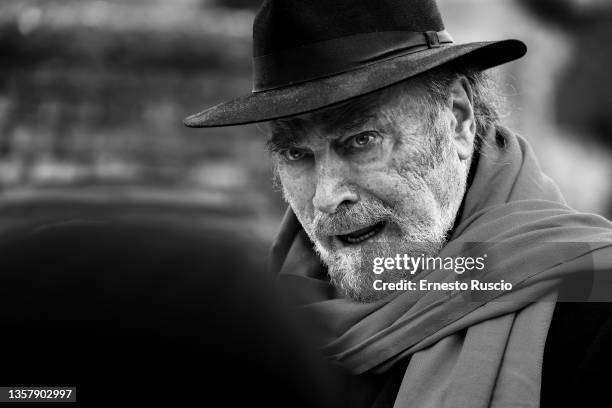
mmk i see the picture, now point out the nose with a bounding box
[312,154,358,214]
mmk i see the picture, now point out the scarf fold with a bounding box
[270,126,612,408]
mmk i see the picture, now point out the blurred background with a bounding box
[0,0,611,246]
[0,0,610,399]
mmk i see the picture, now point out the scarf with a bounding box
[270,126,612,408]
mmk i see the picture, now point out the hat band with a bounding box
[252,30,453,92]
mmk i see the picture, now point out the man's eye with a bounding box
[348,132,376,148]
[282,148,307,161]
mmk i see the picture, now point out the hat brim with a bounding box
[183,39,526,128]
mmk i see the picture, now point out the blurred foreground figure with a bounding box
[0,218,340,406]
[185,1,612,407]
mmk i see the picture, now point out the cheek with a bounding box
[357,168,424,212]
[360,173,399,201]
[278,167,315,220]
[361,161,438,219]
[389,138,443,194]
[424,157,464,209]
[383,162,429,194]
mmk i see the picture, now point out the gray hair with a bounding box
[417,65,504,150]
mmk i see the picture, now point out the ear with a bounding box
[449,77,476,161]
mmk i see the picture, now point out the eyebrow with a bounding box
[265,124,302,153]
[333,113,377,134]
[264,104,380,153]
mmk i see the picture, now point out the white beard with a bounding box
[312,201,453,302]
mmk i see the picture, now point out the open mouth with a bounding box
[337,221,386,245]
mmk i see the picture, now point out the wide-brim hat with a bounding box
[184,0,526,128]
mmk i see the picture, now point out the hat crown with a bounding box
[253,0,445,57]
[183,0,526,128]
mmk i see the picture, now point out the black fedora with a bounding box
[184,0,526,128]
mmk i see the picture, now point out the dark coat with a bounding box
[540,301,612,407]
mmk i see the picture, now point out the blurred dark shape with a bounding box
[0,201,341,406]
[517,0,612,151]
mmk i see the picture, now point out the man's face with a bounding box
[268,78,471,302]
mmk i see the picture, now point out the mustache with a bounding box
[313,200,397,237]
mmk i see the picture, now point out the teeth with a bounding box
[346,228,379,243]
[342,222,385,244]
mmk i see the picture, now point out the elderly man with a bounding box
[184,1,612,407]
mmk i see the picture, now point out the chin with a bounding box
[315,225,449,302]
[327,256,409,303]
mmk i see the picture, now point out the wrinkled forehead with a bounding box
[270,92,384,138]
[267,78,428,145]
